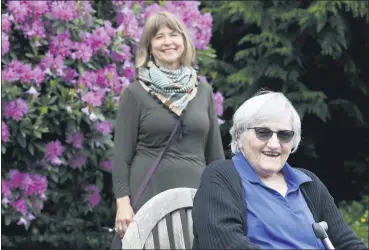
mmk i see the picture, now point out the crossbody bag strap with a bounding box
[131,119,181,208]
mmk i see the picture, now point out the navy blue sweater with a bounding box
[192,159,367,249]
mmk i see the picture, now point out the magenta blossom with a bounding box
[96,64,119,88]
[50,1,78,21]
[2,121,10,142]
[89,27,111,52]
[66,131,84,148]
[12,199,28,215]
[100,160,112,171]
[50,33,74,57]
[63,68,78,83]
[40,52,66,76]
[1,179,12,198]
[45,140,63,166]
[32,67,45,85]
[213,91,224,117]
[116,7,140,39]
[2,13,13,32]
[2,32,10,56]
[25,1,49,18]
[21,19,46,39]
[8,169,24,189]
[123,66,136,80]
[81,91,105,107]
[111,44,131,62]
[85,185,101,208]
[79,71,97,88]
[7,1,30,23]
[95,121,112,135]
[72,41,93,63]
[69,152,87,169]
[23,174,48,196]
[104,20,116,37]
[4,98,29,121]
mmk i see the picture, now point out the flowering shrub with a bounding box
[339,196,369,247]
[1,1,219,248]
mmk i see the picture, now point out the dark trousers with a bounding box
[110,232,123,250]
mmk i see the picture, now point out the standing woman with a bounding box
[110,11,224,249]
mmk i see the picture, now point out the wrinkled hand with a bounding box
[115,197,135,237]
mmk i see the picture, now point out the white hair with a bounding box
[229,90,301,154]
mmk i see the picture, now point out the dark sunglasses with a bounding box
[247,127,295,143]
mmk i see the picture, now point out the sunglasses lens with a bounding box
[252,127,294,143]
[254,128,273,141]
[277,131,294,143]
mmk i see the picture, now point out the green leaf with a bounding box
[77,63,85,74]
[34,142,46,152]
[17,134,27,148]
[5,216,11,226]
[28,143,35,156]
[56,25,66,34]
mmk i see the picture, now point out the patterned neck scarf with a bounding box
[138,61,198,117]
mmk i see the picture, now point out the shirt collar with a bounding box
[232,152,312,187]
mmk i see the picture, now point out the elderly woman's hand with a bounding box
[115,196,135,237]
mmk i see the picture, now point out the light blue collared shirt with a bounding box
[232,152,325,249]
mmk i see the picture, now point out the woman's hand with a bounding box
[115,196,135,237]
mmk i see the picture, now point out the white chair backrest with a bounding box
[122,188,196,249]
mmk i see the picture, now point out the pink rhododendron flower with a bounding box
[12,199,28,215]
[25,1,49,18]
[21,19,46,39]
[89,27,111,52]
[142,3,163,20]
[2,121,10,142]
[116,7,140,39]
[2,13,13,32]
[66,131,84,148]
[7,1,30,23]
[23,174,48,196]
[8,169,23,189]
[4,98,29,121]
[2,32,10,56]
[50,33,74,57]
[50,1,78,21]
[72,41,93,63]
[79,71,97,88]
[40,52,65,76]
[1,68,18,83]
[96,121,112,135]
[213,91,224,116]
[63,68,78,83]
[86,185,101,208]
[45,140,63,166]
[32,67,45,85]
[104,20,116,37]
[96,64,119,88]
[123,65,136,80]
[1,179,12,198]
[18,63,33,84]
[81,91,105,107]
[69,152,87,169]
[17,216,33,226]
[112,0,144,8]
[111,44,131,62]
[78,1,93,17]
[100,160,112,171]
[115,76,130,94]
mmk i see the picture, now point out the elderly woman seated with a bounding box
[192,90,366,249]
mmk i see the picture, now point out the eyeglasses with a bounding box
[247,127,295,143]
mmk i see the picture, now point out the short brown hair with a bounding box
[135,11,196,68]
